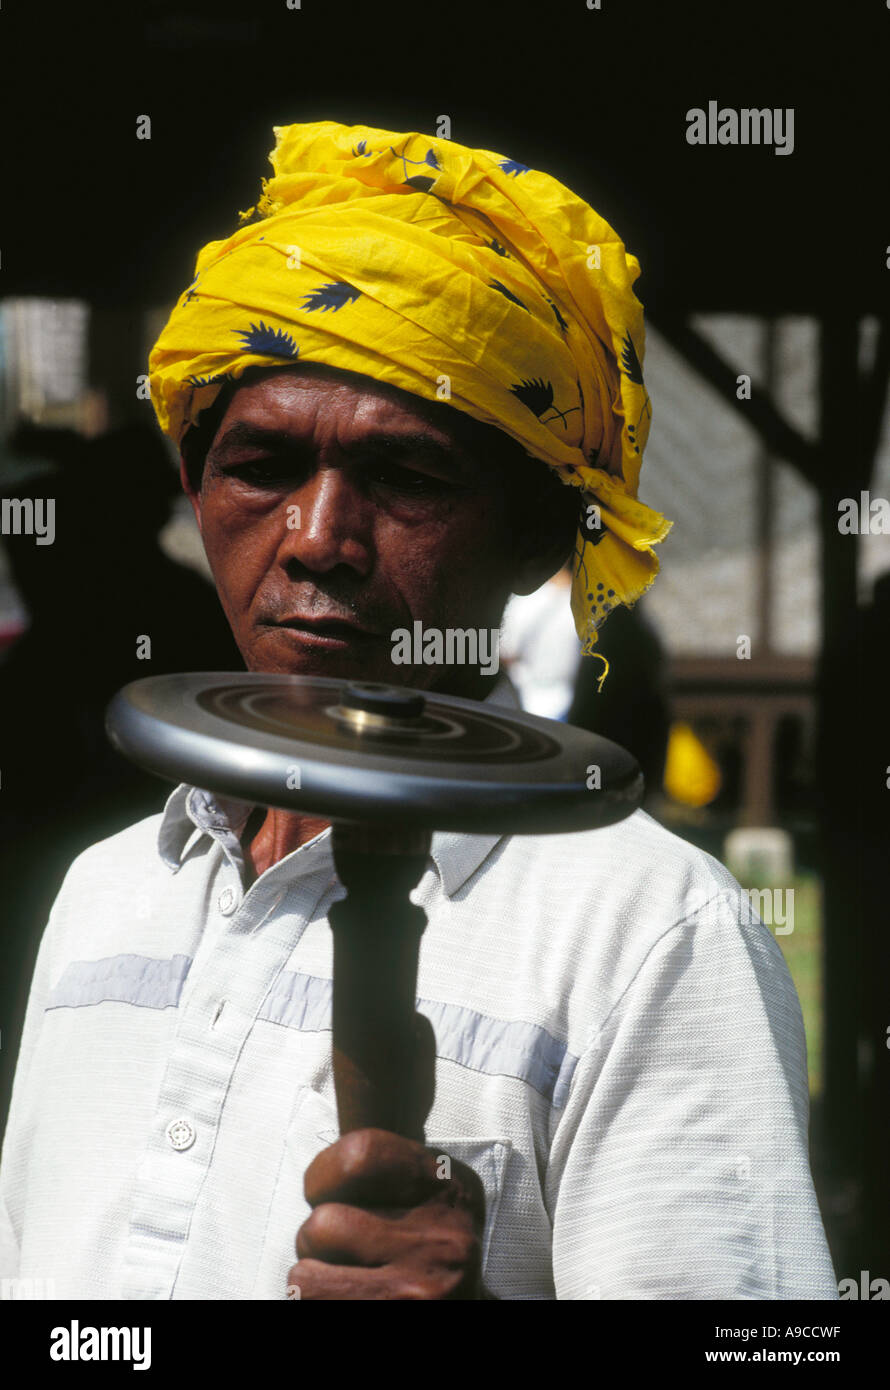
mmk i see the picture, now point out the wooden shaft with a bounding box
[329,822,434,1141]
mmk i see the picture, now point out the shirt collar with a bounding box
[156,670,521,898]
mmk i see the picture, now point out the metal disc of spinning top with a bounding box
[106,672,643,835]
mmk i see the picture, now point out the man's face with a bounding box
[184,367,535,699]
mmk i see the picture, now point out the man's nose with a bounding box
[278,465,373,574]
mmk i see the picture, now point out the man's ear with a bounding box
[510,538,575,595]
[179,454,203,536]
[506,459,581,595]
[508,483,579,594]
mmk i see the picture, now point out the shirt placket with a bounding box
[121,816,335,1300]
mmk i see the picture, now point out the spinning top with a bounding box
[105,671,642,834]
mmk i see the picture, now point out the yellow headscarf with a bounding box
[149,121,672,663]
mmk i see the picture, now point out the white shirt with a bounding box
[500,582,581,720]
[0,673,837,1300]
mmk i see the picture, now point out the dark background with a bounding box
[2,0,885,313]
[1,0,888,1293]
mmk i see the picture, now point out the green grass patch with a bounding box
[732,871,824,1097]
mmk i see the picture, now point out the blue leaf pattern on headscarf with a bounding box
[546,297,569,333]
[490,279,529,312]
[185,371,233,388]
[300,281,362,312]
[234,322,299,357]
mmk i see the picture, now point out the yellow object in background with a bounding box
[663,721,722,807]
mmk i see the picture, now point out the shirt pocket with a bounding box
[423,1135,511,1273]
[251,1085,511,1299]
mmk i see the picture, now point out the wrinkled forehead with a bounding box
[186,362,546,482]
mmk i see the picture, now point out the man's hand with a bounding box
[286,1128,487,1300]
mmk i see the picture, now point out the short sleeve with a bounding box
[546,891,838,1300]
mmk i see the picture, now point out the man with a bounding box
[0,121,837,1299]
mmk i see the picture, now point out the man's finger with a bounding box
[286,1259,454,1301]
[304,1128,438,1208]
[295,1198,474,1265]
[304,1129,485,1224]
[296,1200,410,1264]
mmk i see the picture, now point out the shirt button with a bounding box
[218,886,238,915]
[166,1118,196,1151]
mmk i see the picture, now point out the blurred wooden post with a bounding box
[740,706,775,826]
[815,314,864,1199]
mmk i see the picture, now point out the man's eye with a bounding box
[227,459,294,485]
[221,458,453,493]
[369,462,448,493]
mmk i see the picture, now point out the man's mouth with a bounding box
[270,615,379,649]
